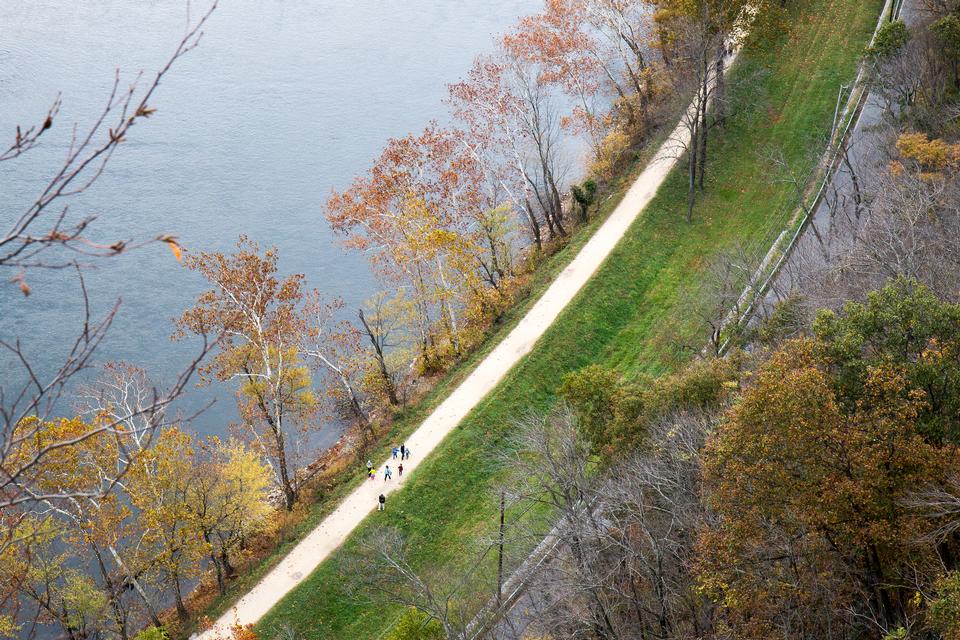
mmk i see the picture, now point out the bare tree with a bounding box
[664,17,732,223]
[357,292,409,407]
[0,2,218,513]
[505,408,716,640]
[343,528,474,640]
[687,244,761,354]
[499,405,624,640]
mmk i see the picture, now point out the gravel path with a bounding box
[196,64,716,640]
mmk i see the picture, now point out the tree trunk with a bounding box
[93,545,129,640]
[108,545,162,628]
[697,72,710,191]
[212,552,226,596]
[687,121,700,224]
[524,199,543,253]
[547,175,566,237]
[174,578,189,622]
[714,45,728,128]
[358,308,400,405]
[497,492,506,607]
[274,424,297,510]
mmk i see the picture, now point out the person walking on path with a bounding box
[403,447,411,461]
[392,446,399,459]
[384,465,393,481]
[398,463,403,478]
[378,494,386,511]
[400,444,406,459]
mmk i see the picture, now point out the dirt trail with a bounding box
[197,54,726,640]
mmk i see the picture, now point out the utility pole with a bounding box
[497,491,506,607]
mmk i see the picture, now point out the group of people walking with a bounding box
[368,443,413,512]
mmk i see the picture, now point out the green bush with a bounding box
[867,19,910,58]
[385,608,444,640]
[133,626,168,640]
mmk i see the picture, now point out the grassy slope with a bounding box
[256,1,881,637]
[181,130,663,636]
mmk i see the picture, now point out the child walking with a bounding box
[384,465,393,481]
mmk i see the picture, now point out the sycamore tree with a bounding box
[503,0,660,148]
[126,428,207,623]
[302,293,372,431]
[177,237,318,510]
[186,437,272,597]
[327,126,487,371]
[449,52,569,247]
[356,292,414,409]
[0,415,166,639]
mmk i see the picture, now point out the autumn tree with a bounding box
[177,237,318,510]
[327,127,488,371]
[1,11,220,634]
[356,292,411,408]
[0,411,175,639]
[127,427,208,622]
[448,54,568,250]
[189,438,272,596]
[812,277,960,445]
[699,330,952,637]
[302,293,371,429]
[503,0,661,146]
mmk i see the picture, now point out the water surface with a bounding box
[0,0,539,447]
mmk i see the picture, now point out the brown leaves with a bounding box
[10,273,30,296]
[157,234,183,261]
[135,104,157,119]
[698,335,953,637]
[18,280,30,296]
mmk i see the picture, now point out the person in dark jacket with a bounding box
[378,494,386,511]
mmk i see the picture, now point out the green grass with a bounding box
[255,1,882,637]
[180,90,663,640]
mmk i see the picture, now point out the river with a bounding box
[0,0,541,449]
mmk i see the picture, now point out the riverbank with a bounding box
[250,0,884,637]
[167,109,673,640]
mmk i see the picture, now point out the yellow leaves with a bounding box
[588,126,632,181]
[60,571,108,631]
[158,234,183,261]
[896,132,960,173]
[0,614,20,639]
[8,416,119,495]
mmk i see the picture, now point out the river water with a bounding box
[0,0,540,449]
